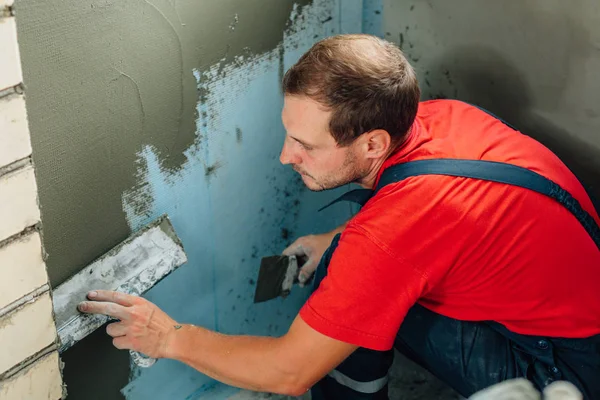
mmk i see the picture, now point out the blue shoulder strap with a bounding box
[320,158,600,250]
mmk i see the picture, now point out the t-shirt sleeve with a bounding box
[299,224,428,351]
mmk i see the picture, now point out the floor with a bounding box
[227,351,460,399]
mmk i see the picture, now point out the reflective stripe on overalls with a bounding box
[327,370,388,394]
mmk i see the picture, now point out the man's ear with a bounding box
[360,129,392,159]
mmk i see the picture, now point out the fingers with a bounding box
[282,236,323,287]
[78,300,130,321]
[298,260,317,286]
[283,238,307,257]
[87,290,138,306]
[78,291,139,319]
[113,336,132,350]
[106,322,128,338]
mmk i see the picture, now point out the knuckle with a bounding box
[129,325,141,336]
[131,306,146,319]
[129,307,140,318]
[131,306,152,325]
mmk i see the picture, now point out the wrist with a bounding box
[163,323,188,360]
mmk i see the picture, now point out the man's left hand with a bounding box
[78,290,179,359]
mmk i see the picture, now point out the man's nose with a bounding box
[279,140,300,165]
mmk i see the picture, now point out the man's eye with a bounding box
[300,143,313,151]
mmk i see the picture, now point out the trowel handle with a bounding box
[129,350,157,368]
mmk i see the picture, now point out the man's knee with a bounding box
[394,304,517,396]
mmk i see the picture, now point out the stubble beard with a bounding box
[295,153,365,192]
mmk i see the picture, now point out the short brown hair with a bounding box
[283,34,420,146]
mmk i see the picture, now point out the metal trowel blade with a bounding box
[253,255,298,303]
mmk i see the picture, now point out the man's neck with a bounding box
[357,156,390,190]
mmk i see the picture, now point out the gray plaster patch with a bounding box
[16,0,312,287]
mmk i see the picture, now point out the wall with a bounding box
[382,0,600,201]
[0,1,63,398]
[14,0,374,399]
[8,0,597,398]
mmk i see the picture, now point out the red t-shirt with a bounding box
[299,99,600,351]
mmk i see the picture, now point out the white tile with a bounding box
[0,17,22,91]
[0,166,40,242]
[0,351,63,400]
[0,232,48,309]
[0,292,56,374]
[0,94,31,168]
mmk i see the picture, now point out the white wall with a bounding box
[0,1,63,397]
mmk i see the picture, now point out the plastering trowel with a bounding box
[52,215,187,367]
[253,255,299,303]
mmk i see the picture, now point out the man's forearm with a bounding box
[165,324,307,396]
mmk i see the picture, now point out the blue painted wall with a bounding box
[119,1,382,398]
[363,0,384,37]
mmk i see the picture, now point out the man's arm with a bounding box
[78,290,357,396]
[167,315,356,395]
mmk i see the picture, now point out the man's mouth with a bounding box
[292,165,318,181]
[292,166,307,176]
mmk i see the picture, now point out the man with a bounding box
[79,34,600,399]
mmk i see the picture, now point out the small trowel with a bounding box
[253,255,299,303]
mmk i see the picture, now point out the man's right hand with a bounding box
[283,233,334,286]
[283,223,347,286]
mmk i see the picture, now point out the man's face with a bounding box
[280,95,366,191]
